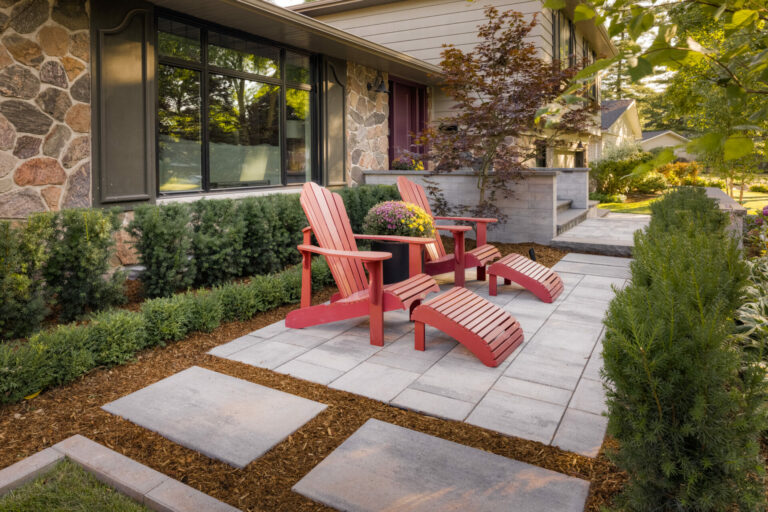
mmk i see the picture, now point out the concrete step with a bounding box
[556,208,589,235]
[556,199,572,213]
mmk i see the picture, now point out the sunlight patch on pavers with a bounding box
[293,419,590,512]
[102,367,326,468]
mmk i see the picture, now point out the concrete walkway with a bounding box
[210,253,629,457]
[550,212,649,256]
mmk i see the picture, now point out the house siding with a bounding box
[0,0,92,218]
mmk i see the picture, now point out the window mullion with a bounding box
[280,47,287,186]
[202,28,210,193]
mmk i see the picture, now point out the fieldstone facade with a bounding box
[346,62,389,184]
[0,0,90,218]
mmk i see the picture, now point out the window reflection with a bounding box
[158,18,200,62]
[209,75,281,188]
[208,31,279,77]
[286,88,311,183]
[158,65,202,192]
[286,52,310,84]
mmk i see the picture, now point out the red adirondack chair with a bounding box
[285,182,440,346]
[286,182,525,367]
[397,176,564,303]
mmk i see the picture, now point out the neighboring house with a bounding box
[641,130,693,161]
[599,99,642,157]
[293,0,616,170]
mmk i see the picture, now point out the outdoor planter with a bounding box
[370,240,416,284]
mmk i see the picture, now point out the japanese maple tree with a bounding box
[418,6,595,219]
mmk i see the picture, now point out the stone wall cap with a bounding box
[704,186,748,215]
[363,169,561,177]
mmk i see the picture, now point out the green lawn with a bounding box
[598,195,659,214]
[736,189,768,215]
[0,459,148,512]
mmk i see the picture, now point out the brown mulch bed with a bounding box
[0,246,626,511]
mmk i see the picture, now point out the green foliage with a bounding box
[190,199,247,287]
[603,188,767,510]
[632,171,667,194]
[130,186,397,293]
[0,221,49,340]
[590,191,626,203]
[0,259,335,405]
[590,150,655,195]
[749,184,768,193]
[128,203,194,298]
[39,209,126,322]
[648,187,727,234]
[733,256,768,361]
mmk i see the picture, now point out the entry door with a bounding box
[388,79,427,162]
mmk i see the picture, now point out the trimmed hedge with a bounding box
[603,187,766,510]
[0,259,334,405]
[129,185,399,296]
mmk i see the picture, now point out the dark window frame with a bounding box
[155,9,318,196]
[535,140,547,168]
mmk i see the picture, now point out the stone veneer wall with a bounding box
[346,62,388,184]
[0,0,90,218]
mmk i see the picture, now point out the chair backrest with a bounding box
[300,182,369,298]
[397,176,447,261]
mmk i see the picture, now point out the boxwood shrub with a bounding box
[0,259,334,405]
[603,188,766,510]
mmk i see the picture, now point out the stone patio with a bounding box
[210,252,630,457]
[293,418,590,512]
[102,366,327,468]
[551,212,650,256]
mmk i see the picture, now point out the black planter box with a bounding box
[370,240,414,284]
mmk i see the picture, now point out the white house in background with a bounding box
[599,99,642,156]
[640,130,693,161]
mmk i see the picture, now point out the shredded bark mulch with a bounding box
[0,246,627,511]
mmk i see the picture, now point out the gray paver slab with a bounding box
[552,260,631,279]
[466,390,565,444]
[408,354,506,403]
[53,434,168,501]
[569,378,607,415]
[207,334,261,358]
[268,330,328,349]
[248,320,286,339]
[390,388,475,421]
[367,335,455,374]
[492,376,572,406]
[561,253,632,267]
[145,477,239,512]
[293,419,589,512]
[0,447,63,495]
[552,408,609,457]
[330,362,421,402]
[504,353,584,391]
[274,359,344,385]
[102,367,327,468]
[224,340,309,369]
[295,334,382,372]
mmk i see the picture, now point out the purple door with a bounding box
[388,79,427,163]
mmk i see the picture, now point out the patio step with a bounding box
[556,199,572,213]
[556,208,589,235]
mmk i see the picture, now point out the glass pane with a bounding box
[286,52,310,84]
[158,65,202,192]
[158,18,200,62]
[208,74,281,188]
[286,88,311,184]
[208,31,279,77]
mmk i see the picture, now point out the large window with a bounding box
[157,15,314,193]
[551,11,574,68]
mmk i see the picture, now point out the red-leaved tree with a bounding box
[417,6,596,220]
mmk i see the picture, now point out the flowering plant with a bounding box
[391,156,425,171]
[745,205,768,257]
[362,201,434,238]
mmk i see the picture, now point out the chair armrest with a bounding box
[354,234,435,245]
[435,225,472,233]
[434,216,498,224]
[297,244,392,261]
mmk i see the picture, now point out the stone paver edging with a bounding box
[0,435,238,512]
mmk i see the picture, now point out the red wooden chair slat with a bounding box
[397,176,563,303]
[287,182,525,367]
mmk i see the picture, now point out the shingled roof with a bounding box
[601,99,634,130]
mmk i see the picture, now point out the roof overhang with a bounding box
[293,0,618,58]
[149,0,443,84]
[642,131,691,144]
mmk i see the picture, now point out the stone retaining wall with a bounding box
[556,168,589,209]
[364,170,559,244]
[0,0,90,218]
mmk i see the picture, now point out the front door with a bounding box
[388,79,427,162]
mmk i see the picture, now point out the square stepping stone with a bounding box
[293,419,590,512]
[102,366,327,468]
